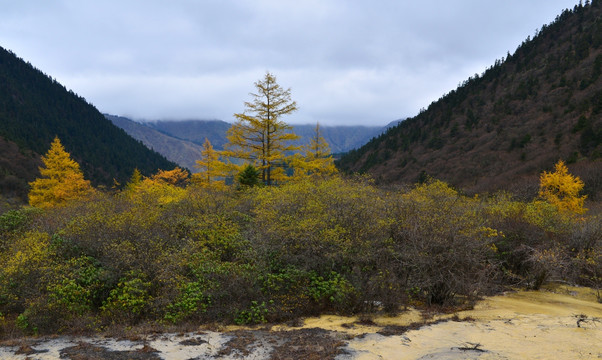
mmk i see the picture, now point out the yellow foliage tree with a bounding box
[223,72,299,185]
[129,177,187,206]
[538,160,587,214]
[192,138,229,189]
[122,167,188,205]
[29,137,94,208]
[151,167,189,187]
[291,123,338,180]
[125,168,143,191]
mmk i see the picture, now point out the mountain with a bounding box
[337,2,602,198]
[145,119,383,154]
[105,115,205,171]
[146,119,232,150]
[290,124,384,154]
[0,46,177,203]
[383,118,405,129]
[107,116,384,169]
[143,119,382,153]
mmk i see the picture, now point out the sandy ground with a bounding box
[0,285,600,359]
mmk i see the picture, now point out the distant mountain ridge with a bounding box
[105,115,206,171]
[141,118,385,154]
[145,119,231,150]
[289,124,384,154]
[106,115,385,170]
[337,2,602,198]
[0,46,177,203]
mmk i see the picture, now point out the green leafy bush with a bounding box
[164,281,212,323]
[235,300,271,325]
[47,256,105,314]
[101,271,151,321]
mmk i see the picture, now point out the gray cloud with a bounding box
[0,0,579,125]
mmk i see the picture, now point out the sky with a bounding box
[1,0,581,126]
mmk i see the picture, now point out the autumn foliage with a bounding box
[2,80,600,337]
[28,137,94,208]
[2,165,600,337]
[192,138,229,189]
[539,160,587,215]
[224,72,300,185]
[291,123,338,180]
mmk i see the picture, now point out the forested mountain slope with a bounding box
[0,46,177,202]
[337,2,602,198]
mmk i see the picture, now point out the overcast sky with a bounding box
[1,0,580,126]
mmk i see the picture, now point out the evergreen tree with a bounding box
[237,164,261,188]
[224,72,299,185]
[29,137,94,208]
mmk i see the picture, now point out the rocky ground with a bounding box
[1,285,600,359]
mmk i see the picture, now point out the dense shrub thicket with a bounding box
[0,177,600,336]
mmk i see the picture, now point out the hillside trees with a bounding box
[224,72,299,185]
[28,137,94,208]
[334,2,602,193]
[0,46,177,194]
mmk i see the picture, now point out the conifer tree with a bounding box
[292,123,338,179]
[125,168,143,191]
[237,164,261,188]
[29,137,94,208]
[224,72,299,185]
[192,138,229,188]
[539,160,587,214]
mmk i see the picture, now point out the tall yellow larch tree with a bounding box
[539,160,587,214]
[192,138,229,188]
[292,123,338,179]
[29,136,94,208]
[223,72,299,186]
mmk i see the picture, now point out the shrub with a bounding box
[165,251,258,323]
[47,256,105,315]
[251,177,390,274]
[101,271,151,322]
[235,300,271,325]
[0,231,53,311]
[0,172,600,333]
[164,280,212,323]
[390,180,501,305]
[307,271,355,307]
[0,208,41,251]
